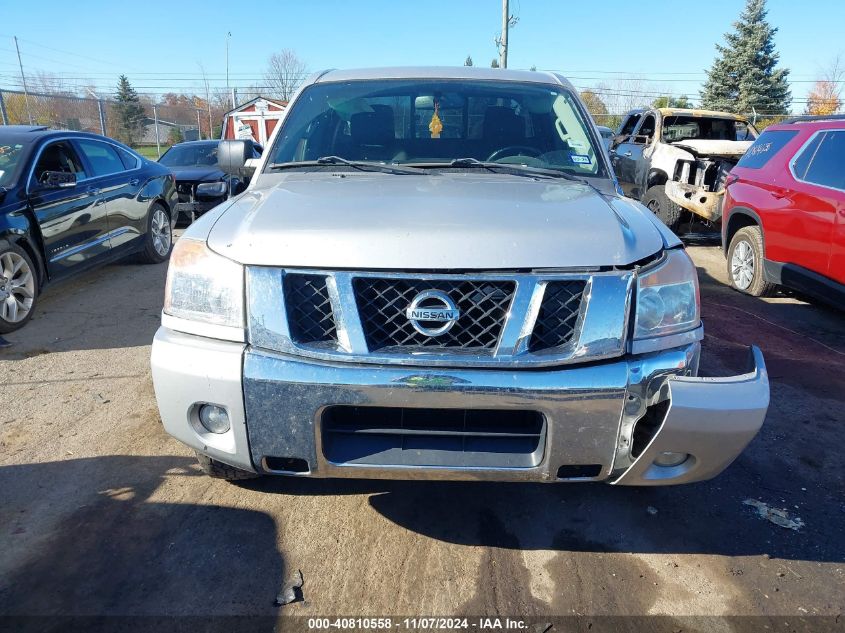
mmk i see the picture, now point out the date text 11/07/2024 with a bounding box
[307,617,529,630]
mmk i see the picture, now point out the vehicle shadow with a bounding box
[0,456,284,630]
[241,440,842,563]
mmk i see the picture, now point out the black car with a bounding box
[158,140,261,223]
[0,125,177,333]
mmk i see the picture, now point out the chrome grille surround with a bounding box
[247,268,635,368]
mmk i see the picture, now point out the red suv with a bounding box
[722,117,844,306]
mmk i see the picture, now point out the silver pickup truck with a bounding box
[151,67,768,485]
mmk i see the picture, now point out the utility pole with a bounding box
[500,0,509,69]
[13,36,33,125]
[495,1,517,69]
[226,32,233,109]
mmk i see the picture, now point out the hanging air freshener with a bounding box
[429,102,443,139]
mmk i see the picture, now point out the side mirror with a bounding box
[38,171,77,189]
[218,140,254,177]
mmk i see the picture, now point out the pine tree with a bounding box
[491,59,499,69]
[464,55,473,67]
[700,0,791,115]
[114,75,145,146]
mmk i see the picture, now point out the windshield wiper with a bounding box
[434,158,607,195]
[269,156,425,175]
[436,158,580,181]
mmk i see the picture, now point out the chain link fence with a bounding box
[0,89,221,158]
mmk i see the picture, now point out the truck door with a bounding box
[613,113,654,198]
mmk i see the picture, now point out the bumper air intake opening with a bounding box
[556,464,603,479]
[321,406,546,469]
[263,456,310,473]
[631,399,670,459]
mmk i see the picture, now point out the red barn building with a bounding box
[221,96,287,146]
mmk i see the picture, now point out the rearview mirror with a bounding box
[218,140,254,176]
[38,171,77,189]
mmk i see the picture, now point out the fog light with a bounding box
[198,404,230,434]
[654,451,688,467]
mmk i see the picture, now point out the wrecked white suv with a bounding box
[151,68,768,485]
[610,108,757,231]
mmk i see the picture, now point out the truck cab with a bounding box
[610,108,757,231]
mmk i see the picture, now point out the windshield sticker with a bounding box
[749,142,773,156]
[429,102,443,139]
[570,154,591,164]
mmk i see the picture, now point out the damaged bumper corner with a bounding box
[665,180,725,222]
[613,346,768,486]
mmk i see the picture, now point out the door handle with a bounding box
[609,149,617,156]
[86,187,101,196]
[771,188,788,200]
[623,151,633,157]
[129,178,140,186]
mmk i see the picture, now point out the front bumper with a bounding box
[151,328,768,485]
[174,200,223,220]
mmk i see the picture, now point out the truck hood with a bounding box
[671,139,753,158]
[206,173,666,269]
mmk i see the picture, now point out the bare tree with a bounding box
[198,63,214,139]
[805,54,844,115]
[263,49,308,102]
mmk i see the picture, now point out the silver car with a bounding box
[151,67,768,485]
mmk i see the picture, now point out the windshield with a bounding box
[0,141,27,187]
[267,79,607,177]
[159,143,219,167]
[662,116,758,142]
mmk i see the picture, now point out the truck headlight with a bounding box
[634,249,700,339]
[195,181,228,198]
[163,237,244,328]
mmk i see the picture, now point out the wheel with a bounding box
[642,185,684,233]
[0,241,38,334]
[195,452,260,481]
[727,226,776,297]
[138,203,173,264]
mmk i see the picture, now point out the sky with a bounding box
[0,0,842,113]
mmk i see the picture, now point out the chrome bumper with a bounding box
[151,328,768,485]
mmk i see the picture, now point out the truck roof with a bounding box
[311,66,576,92]
[656,108,748,121]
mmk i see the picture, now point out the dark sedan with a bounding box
[158,140,261,223]
[0,125,177,333]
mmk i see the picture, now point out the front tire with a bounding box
[0,241,38,334]
[642,185,684,233]
[195,452,260,481]
[138,203,173,264]
[727,226,776,297]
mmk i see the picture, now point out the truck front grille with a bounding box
[529,281,586,352]
[283,273,337,344]
[353,278,515,351]
[250,267,630,368]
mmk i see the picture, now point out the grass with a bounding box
[134,145,170,160]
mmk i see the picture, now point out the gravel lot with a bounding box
[1,242,843,628]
